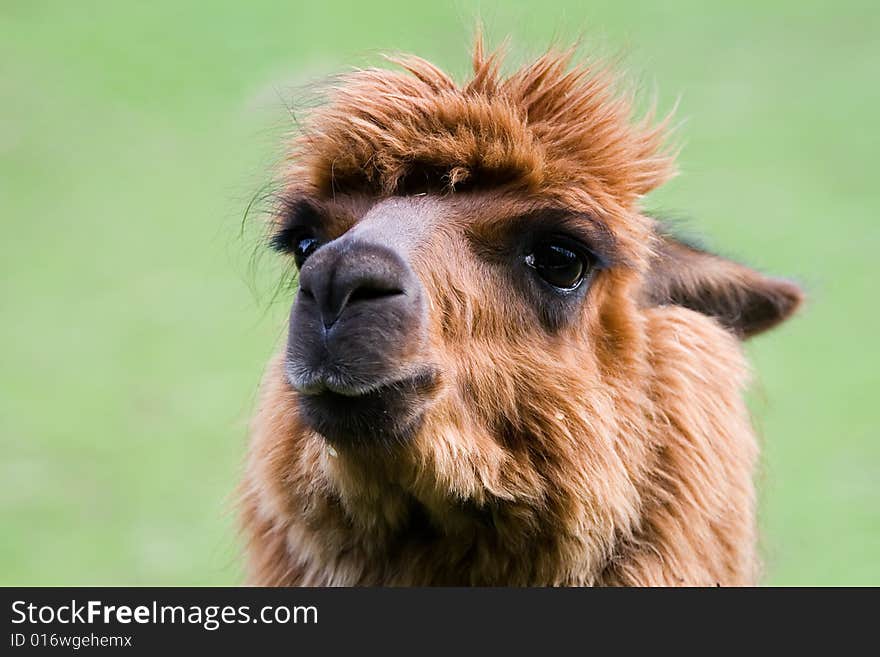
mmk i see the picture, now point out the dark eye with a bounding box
[525,239,592,290]
[293,236,321,269]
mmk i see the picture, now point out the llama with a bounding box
[238,39,803,586]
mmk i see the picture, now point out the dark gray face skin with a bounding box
[284,198,439,447]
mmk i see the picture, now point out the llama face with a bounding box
[256,45,802,558]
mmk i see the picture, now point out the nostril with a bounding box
[298,241,414,330]
[347,284,404,305]
[319,282,405,330]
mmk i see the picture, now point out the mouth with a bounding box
[291,368,439,447]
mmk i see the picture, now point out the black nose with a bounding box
[298,240,409,329]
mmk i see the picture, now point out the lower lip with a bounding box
[293,370,438,447]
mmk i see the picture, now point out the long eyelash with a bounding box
[269,198,322,253]
[537,233,601,268]
[269,225,299,253]
[532,211,619,268]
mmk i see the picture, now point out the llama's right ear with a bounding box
[644,229,804,339]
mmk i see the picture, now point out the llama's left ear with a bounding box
[644,229,804,339]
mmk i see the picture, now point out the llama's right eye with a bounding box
[294,237,321,269]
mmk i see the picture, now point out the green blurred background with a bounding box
[2,0,877,585]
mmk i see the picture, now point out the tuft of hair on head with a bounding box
[284,33,678,218]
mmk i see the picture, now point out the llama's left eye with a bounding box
[525,239,591,290]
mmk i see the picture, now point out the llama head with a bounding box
[256,41,803,550]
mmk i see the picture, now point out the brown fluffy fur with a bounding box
[238,38,800,586]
